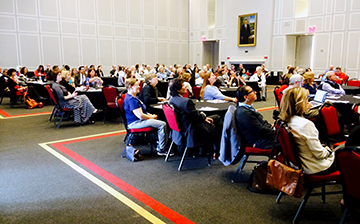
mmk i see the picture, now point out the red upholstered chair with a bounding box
[336,147,360,224]
[343,75,349,85]
[347,79,360,87]
[275,121,342,223]
[116,96,156,157]
[162,102,211,171]
[192,86,201,99]
[335,79,343,85]
[319,103,346,145]
[102,86,118,123]
[273,86,281,107]
[45,85,73,128]
[182,89,189,98]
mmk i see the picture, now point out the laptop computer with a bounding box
[309,89,328,109]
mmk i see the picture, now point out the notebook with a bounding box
[309,89,328,109]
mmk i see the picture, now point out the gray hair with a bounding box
[289,74,304,85]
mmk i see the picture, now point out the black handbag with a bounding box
[126,145,143,162]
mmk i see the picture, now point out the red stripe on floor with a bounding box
[0,109,11,117]
[0,109,52,118]
[51,134,194,224]
[257,106,277,112]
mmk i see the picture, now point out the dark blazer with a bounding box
[75,73,86,87]
[60,79,75,93]
[138,84,162,110]
[169,95,210,148]
[235,105,274,149]
[240,24,251,44]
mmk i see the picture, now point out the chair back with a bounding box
[162,103,180,132]
[320,104,341,137]
[344,75,349,85]
[45,85,59,107]
[336,147,360,208]
[192,86,201,99]
[274,86,281,107]
[102,87,118,105]
[276,121,302,168]
[335,79,342,85]
[347,80,360,87]
[115,96,127,124]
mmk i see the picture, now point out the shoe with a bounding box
[157,149,174,157]
[213,152,219,160]
[93,109,103,114]
[82,120,95,125]
[262,97,266,101]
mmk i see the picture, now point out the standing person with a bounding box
[279,87,336,174]
[169,78,223,159]
[123,78,169,156]
[52,72,101,125]
[240,19,251,44]
[249,66,267,101]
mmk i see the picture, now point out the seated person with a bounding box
[200,72,237,102]
[169,78,223,158]
[139,73,166,109]
[156,66,167,80]
[302,72,317,94]
[279,87,336,174]
[59,69,75,93]
[6,68,28,104]
[282,74,304,95]
[249,66,266,101]
[85,69,103,88]
[181,73,193,97]
[52,72,101,124]
[235,85,275,149]
[216,68,228,86]
[228,70,245,87]
[123,78,169,156]
[335,67,347,84]
[318,71,345,96]
[195,66,207,86]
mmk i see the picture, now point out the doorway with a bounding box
[286,35,313,69]
[202,40,219,68]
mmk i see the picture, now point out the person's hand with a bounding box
[72,92,78,98]
[151,114,158,119]
[205,117,213,124]
[158,97,166,102]
[233,98,238,103]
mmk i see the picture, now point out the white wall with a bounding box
[272,0,360,78]
[0,0,189,74]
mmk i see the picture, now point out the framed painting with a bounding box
[238,13,257,47]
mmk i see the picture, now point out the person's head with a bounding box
[181,73,191,82]
[97,65,102,71]
[8,68,16,77]
[239,63,243,69]
[335,67,342,73]
[88,69,96,77]
[169,78,185,96]
[325,71,336,81]
[145,73,158,86]
[303,72,315,85]
[279,87,310,123]
[79,66,85,73]
[20,67,28,75]
[244,19,248,25]
[61,69,70,80]
[3,69,8,76]
[282,73,292,85]
[288,67,295,74]
[236,85,257,103]
[256,66,262,75]
[199,72,214,98]
[229,70,236,77]
[329,65,334,70]
[289,74,304,87]
[37,65,44,72]
[305,68,312,72]
[64,64,70,71]
[125,78,139,93]
[71,68,77,77]
[46,64,51,69]
[55,71,62,83]
[146,65,151,71]
[158,66,165,73]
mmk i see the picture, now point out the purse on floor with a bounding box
[266,159,304,198]
[126,145,143,162]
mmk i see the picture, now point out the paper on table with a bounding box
[353,95,360,99]
[206,100,227,103]
[198,106,219,111]
[326,100,349,104]
[153,105,163,109]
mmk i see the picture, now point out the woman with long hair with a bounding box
[302,72,317,94]
[199,72,237,102]
[279,87,336,174]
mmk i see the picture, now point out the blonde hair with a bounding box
[181,73,191,82]
[145,73,156,84]
[303,72,315,85]
[279,87,309,123]
[60,69,70,79]
[200,72,212,99]
[125,78,137,90]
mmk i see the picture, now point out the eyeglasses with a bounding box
[246,90,255,95]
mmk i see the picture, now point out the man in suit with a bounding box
[240,19,251,44]
[235,85,275,149]
[75,66,87,87]
[169,78,223,158]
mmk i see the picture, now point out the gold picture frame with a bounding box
[238,13,257,47]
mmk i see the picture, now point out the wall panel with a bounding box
[0,0,15,14]
[346,32,360,69]
[309,0,325,16]
[39,0,57,18]
[96,0,112,23]
[59,0,77,20]
[79,0,95,21]
[19,34,40,66]
[113,0,127,24]
[99,39,114,65]
[115,40,128,65]
[81,38,97,65]
[40,19,59,34]
[313,34,330,69]
[349,13,360,29]
[16,0,37,16]
[18,17,38,32]
[0,33,18,66]
[271,37,285,68]
[144,41,156,65]
[130,40,142,65]
[143,0,155,26]
[62,37,80,66]
[42,35,61,65]
[129,0,141,25]
[329,33,344,66]
[0,16,16,31]
[157,42,168,64]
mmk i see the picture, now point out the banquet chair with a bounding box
[273,86,281,107]
[45,85,74,129]
[192,86,201,99]
[162,102,211,171]
[347,79,360,87]
[336,147,360,224]
[335,79,343,85]
[183,89,189,98]
[102,86,118,123]
[275,121,342,223]
[319,103,346,146]
[115,96,156,157]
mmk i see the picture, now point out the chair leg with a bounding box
[178,147,188,171]
[103,107,107,123]
[339,207,348,224]
[122,133,132,158]
[49,107,56,122]
[321,185,326,203]
[276,192,284,203]
[293,186,314,223]
[231,155,249,182]
[165,141,174,162]
[57,113,65,129]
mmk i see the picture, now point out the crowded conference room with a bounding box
[1,0,360,223]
